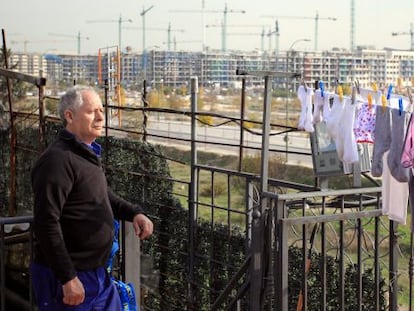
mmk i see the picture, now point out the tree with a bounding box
[147,89,167,108]
[0,47,31,107]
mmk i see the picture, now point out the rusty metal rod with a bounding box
[2,29,16,216]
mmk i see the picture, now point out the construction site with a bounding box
[1,52,414,310]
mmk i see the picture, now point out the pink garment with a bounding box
[353,102,376,143]
[401,114,414,168]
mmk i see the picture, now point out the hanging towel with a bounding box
[336,98,359,164]
[322,93,332,122]
[313,89,324,124]
[386,109,410,182]
[325,94,344,141]
[382,151,409,224]
[297,85,314,132]
[371,106,391,177]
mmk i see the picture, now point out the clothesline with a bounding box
[297,82,414,229]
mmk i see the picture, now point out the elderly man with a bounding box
[31,85,153,310]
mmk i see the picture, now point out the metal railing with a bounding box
[0,216,34,311]
[270,187,391,310]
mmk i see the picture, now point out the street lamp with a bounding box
[285,38,310,162]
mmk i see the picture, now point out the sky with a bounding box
[1,0,413,55]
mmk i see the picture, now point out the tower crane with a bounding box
[140,5,154,52]
[392,23,414,51]
[9,39,71,53]
[170,3,246,52]
[350,0,355,51]
[261,11,337,51]
[86,14,132,52]
[48,31,89,54]
[124,22,184,51]
[205,23,267,52]
[265,20,280,55]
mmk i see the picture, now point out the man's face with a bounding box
[65,91,104,144]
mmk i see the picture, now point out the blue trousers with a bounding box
[30,262,121,311]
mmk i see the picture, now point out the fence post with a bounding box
[238,77,246,172]
[188,76,198,310]
[37,70,46,152]
[389,221,399,310]
[274,199,289,310]
[124,223,141,306]
[142,80,148,142]
[2,30,16,216]
[103,79,109,167]
[249,75,272,309]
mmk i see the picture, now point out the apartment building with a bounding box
[9,53,47,78]
[8,48,414,92]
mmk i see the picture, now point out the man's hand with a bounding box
[62,276,85,305]
[133,214,154,240]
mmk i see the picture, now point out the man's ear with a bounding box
[64,109,74,125]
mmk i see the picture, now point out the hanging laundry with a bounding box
[325,94,344,141]
[381,150,409,225]
[371,106,391,177]
[335,98,359,164]
[386,108,410,182]
[367,90,413,225]
[353,101,376,144]
[297,85,314,132]
[408,173,414,232]
[312,89,324,124]
[356,86,384,142]
[401,114,414,168]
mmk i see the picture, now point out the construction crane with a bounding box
[140,5,154,52]
[265,20,280,55]
[205,23,268,52]
[86,14,132,52]
[392,23,414,51]
[170,3,246,52]
[350,0,355,51]
[48,31,89,54]
[124,22,184,51]
[9,39,71,53]
[262,11,337,51]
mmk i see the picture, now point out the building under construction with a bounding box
[9,47,414,91]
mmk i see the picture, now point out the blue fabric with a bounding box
[106,220,120,275]
[30,262,121,311]
[84,141,102,157]
[64,130,101,158]
[106,220,138,311]
[113,279,137,311]
[90,141,102,157]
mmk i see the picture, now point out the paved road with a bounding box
[142,117,314,166]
